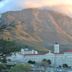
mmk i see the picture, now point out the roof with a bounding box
[54,53,64,54]
[20,52,48,56]
[64,50,72,53]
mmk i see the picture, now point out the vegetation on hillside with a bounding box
[9,64,32,72]
[0,39,21,63]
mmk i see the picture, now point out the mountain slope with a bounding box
[0,8,72,51]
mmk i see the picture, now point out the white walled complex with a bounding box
[7,44,72,67]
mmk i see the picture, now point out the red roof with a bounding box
[64,50,72,53]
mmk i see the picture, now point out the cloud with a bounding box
[0,0,72,13]
[22,0,72,8]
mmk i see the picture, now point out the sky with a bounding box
[0,0,72,14]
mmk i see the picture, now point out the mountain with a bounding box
[0,8,72,52]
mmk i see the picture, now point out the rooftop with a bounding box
[64,50,72,53]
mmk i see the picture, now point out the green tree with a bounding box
[47,59,51,65]
[41,59,51,66]
[41,59,48,67]
[41,59,51,71]
[9,64,32,72]
[62,64,69,68]
[28,60,36,64]
[0,39,20,63]
[0,63,7,72]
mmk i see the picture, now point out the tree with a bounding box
[41,59,48,66]
[47,59,51,65]
[41,59,52,71]
[62,64,69,68]
[42,59,47,62]
[58,65,61,68]
[0,63,7,72]
[41,59,48,71]
[9,64,32,72]
[28,60,32,64]
[28,60,36,64]
[41,59,51,66]
[0,39,20,63]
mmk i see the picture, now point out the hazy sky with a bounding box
[0,0,72,14]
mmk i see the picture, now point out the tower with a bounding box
[54,42,59,53]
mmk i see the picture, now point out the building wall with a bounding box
[63,53,72,66]
[7,52,72,67]
[24,53,54,65]
[54,53,72,67]
[54,54,64,67]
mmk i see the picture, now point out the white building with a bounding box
[7,51,55,65]
[20,48,38,55]
[7,44,72,67]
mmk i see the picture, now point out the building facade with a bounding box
[7,44,72,67]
